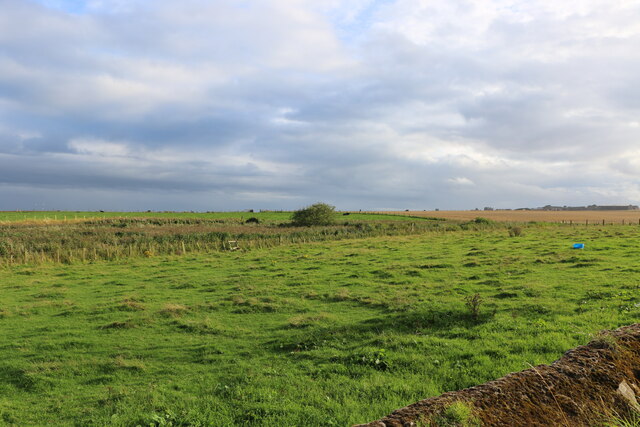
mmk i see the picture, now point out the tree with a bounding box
[291,202,336,226]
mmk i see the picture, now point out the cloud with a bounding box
[0,0,639,210]
[448,177,475,186]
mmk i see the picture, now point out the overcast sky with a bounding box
[1,0,639,211]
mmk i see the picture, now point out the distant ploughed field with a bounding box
[384,210,640,223]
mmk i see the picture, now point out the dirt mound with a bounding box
[357,324,640,426]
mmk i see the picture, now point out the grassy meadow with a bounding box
[0,211,416,223]
[0,214,449,266]
[386,209,640,224]
[1,215,640,425]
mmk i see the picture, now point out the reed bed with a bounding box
[0,217,487,266]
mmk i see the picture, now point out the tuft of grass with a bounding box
[230,296,279,313]
[333,289,352,301]
[431,401,481,427]
[100,320,136,330]
[286,313,333,328]
[119,298,145,311]
[113,356,146,372]
[508,226,524,237]
[591,331,620,352]
[173,317,224,334]
[604,409,640,427]
[159,303,189,317]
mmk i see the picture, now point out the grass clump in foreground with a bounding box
[429,401,480,427]
[605,409,640,427]
[1,224,640,424]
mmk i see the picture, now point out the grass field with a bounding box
[0,215,453,266]
[6,209,640,224]
[385,209,640,224]
[1,221,639,425]
[0,211,418,223]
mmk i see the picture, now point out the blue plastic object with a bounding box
[572,243,585,249]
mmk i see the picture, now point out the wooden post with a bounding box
[586,219,588,226]
[603,219,605,225]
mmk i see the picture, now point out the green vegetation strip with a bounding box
[0,216,460,266]
[0,211,431,223]
[1,225,639,425]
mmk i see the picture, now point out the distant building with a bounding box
[589,205,639,211]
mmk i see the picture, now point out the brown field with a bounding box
[380,210,640,224]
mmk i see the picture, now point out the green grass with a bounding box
[0,216,456,266]
[0,211,429,223]
[1,225,640,425]
[432,401,480,426]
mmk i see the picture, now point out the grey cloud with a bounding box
[0,0,639,210]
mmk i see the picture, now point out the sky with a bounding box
[1,0,640,211]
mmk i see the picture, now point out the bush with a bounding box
[508,226,523,237]
[291,203,336,226]
[473,217,492,224]
[245,217,260,224]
